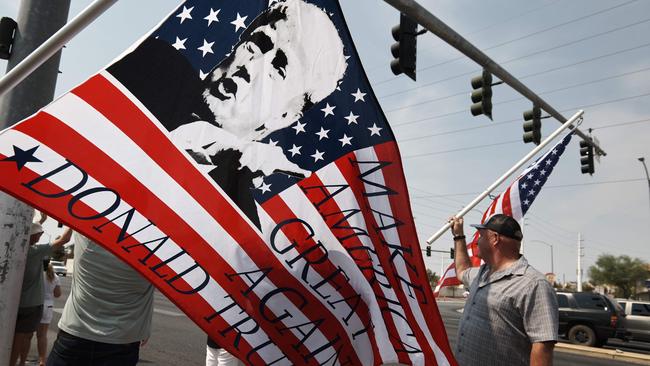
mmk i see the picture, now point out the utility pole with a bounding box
[577,232,583,292]
[520,217,526,255]
[0,1,70,363]
[638,157,650,212]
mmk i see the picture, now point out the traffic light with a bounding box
[390,13,418,81]
[0,17,17,60]
[523,106,542,145]
[470,70,493,120]
[579,139,595,175]
[425,246,431,257]
[450,248,455,259]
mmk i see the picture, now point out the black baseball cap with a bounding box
[470,214,523,241]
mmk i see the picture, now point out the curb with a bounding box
[556,342,650,365]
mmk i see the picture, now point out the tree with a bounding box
[589,254,650,298]
[426,268,440,289]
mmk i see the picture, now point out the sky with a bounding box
[1,0,648,286]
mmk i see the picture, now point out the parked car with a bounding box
[556,291,627,347]
[616,299,650,343]
[50,260,67,277]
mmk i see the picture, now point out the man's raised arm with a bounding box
[449,216,471,282]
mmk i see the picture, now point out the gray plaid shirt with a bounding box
[455,256,558,366]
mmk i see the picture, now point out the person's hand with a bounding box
[448,216,464,236]
[239,141,310,178]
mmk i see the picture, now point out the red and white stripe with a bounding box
[0,71,456,365]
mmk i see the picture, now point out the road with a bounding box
[25,277,650,365]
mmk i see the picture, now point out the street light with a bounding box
[530,239,554,275]
[638,157,650,210]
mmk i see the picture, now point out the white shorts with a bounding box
[206,345,243,366]
[40,305,54,324]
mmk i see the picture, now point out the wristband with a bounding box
[453,235,466,241]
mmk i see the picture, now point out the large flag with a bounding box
[435,132,574,295]
[0,0,456,365]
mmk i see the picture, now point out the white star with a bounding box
[204,8,220,26]
[176,6,193,24]
[198,39,215,57]
[339,134,353,147]
[172,37,187,50]
[292,121,306,134]
[523,199,530,206]
[311,150,325,162]
[315,127,330,140]
[551,149,558,155]
[528,189,535,196]
[268,139,278,146]
[521,183,528,189]
[527,174,534,179]
[545,159,552,165]
[352,88,366,102]
[288,144,302,157]
[534,179,541,186]
[259,181,272,194]
[368,123,382,136]
[540,169,547,176]
[344,112,359,125]
[231,13,248,32]
[321,103,335,117]
[198,70,208,80]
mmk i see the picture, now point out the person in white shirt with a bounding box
[37,263,61,366]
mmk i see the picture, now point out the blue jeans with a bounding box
[46,330,140,366]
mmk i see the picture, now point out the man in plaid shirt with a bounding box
[449,214,558,366]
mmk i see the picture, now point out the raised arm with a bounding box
[52,227,72,249]
[449,216,471,281]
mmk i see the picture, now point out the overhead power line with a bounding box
[381,33,650,102]
[411,178,647,198]
[387,61,650,115]
[393,90,650,128]
[399,113,650,145]
[376,0,640,87]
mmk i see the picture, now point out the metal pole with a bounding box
[577,232,582,292]
[0,0,73,363]
[638,157,650,211]
[0,0,118,101]
[530,240,554,274]
[520,217,526,255]
[550,244,554,275]
[382,0,606,157]
[426,110,584,244]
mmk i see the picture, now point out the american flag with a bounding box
[434,132,574,294]
[0,0,455,365]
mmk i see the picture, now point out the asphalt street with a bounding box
[23,277,650,365]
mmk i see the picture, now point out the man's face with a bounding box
[476,229,496,259]
[204,19,307,141]
[30,232,43,245]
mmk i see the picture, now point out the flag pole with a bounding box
[425,109,584,245]
[0,0,118,99]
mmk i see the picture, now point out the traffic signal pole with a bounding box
[382,0,606,157]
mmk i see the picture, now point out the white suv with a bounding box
[50,260,67,277]
[617,299,650,343]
